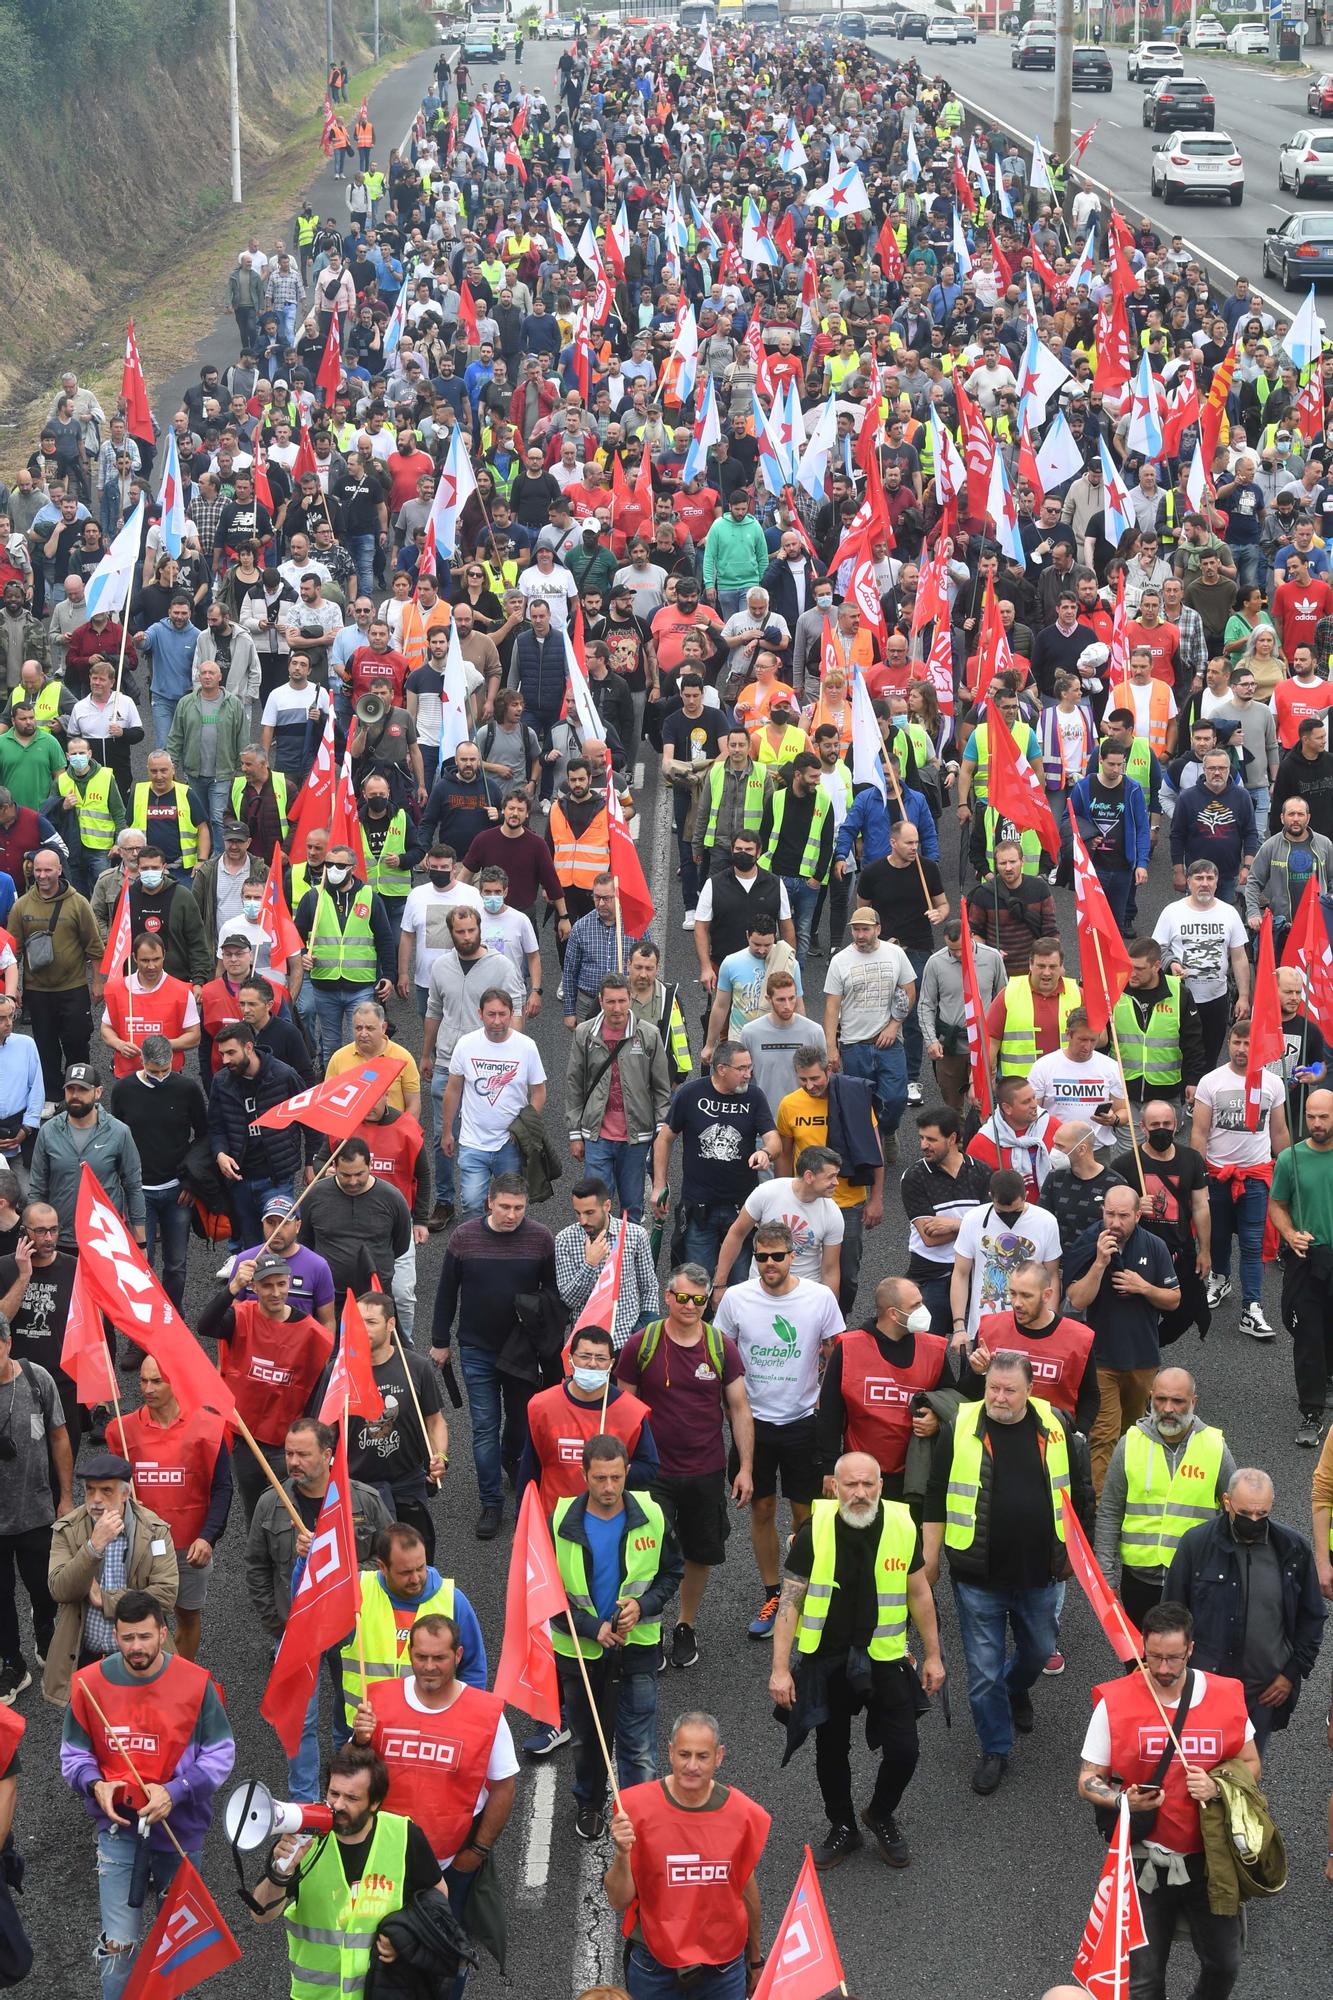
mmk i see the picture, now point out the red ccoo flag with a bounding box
[492,1483,568,1726]
[120,1856,242,2000]
[258,844,303,973]
[329,746,368,874]
[984,698,1060,860]
[287,706,337,855]
[1060,1489,1141,1665]
[292,426,319,484]
[1072,1796,1147,1999]
[261,1430,359,1755]
[1245,911,1285,1131]
[1281,876,1333,1039]
[607,790,655,936]
[752,1847,846,2000]
[316,313,343,405]
[958,901,995,1123]
[1071,827,1132,1036]
[122,320,154,444]
[60,1256,118,1409]
[875,214,904,283]
[256,1057,405,1144]
[571,1219,626,1342]
[458,279,480,347]
[319,1291,385,1424]
[77,1168,235,1421]
[99,875,134,987]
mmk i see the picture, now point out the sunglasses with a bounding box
[670,1291,708,1307]
[754,1250,790,1264]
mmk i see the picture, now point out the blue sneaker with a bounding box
[747,1591,780,1640]
[523,1721,571,1757]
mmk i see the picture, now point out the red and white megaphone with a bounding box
[224,1778,334,1852]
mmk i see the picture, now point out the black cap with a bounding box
[64,1063,96,1086]
[83,1452,133,1483]
[251,1251,289,1281]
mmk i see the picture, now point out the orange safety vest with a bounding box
[549,799,610,888]
[354,117,374,146]
[805,694,852,750]
[1107,677,1173,758]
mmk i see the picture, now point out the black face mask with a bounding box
[1230,1512,1269,1546]
[994,1207,1025,1227]
[1145,1128,1174,1153]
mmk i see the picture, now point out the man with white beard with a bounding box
[768,1452,944,1873]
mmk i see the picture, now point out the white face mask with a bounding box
[571,1365,610,1394]
[325,864,350,887]
[1046,1150,1071,1174]
[899,1304,932,1336]
[139,869,163,891]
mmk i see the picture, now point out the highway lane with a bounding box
[876,33,1332,285]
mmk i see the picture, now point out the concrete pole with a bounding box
[228,0,243,204]
[326,0,334,77]
[1054,0,1074,170]
[374,0,381,58]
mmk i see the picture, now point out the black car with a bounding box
[899,10,928,35]
[1072,45,1113,90]
[1012,26,1056,67]
[1143,76,1215,131]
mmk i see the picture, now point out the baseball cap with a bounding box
[222,820,251,840]
[251,1252,289,1281]
[263,1194,296,1219]
[219,931,253,950]
[64,1063,96,1086]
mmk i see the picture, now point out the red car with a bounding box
[1307,73,1333,116]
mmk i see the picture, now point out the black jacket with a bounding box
[926,1401,1095,1585]
[1164,1513,1327,1728]
[205,1049,308,1181]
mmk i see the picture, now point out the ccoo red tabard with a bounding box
[619,1780,770,1971]
[367,1679,507,1865]
[525,1382,652,1515]
[218,1301,332,1447]
[115,1404,229,1548]
[975,1311,1095,1422]
[837,1327,949,1475]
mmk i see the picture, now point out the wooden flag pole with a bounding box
[345,1394,367,1692]
[231,1410,305,1532]
[390,1325,438,1465]
[561,1612,623,1812]
[1090,928,1146,1197]
[882,749,937,918]
[78,1682,190,1861]
[286,1136,353,1223]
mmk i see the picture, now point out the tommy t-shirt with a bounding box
[1028,1049,1125,1149]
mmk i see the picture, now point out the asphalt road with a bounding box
[880,30,1333,288]
[10,30,1328,2000]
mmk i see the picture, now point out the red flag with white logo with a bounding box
[316,313,343,406]
[752,1848,846,2000]
[458,279,480,347]
[1281,876,1333,1039]
[100,875,134,989]
[571,1222,626,1342]
[1072,1795,1148,1998]
[258,843,302,973]
[122,320,154,444]
[255,1057,405,1143]
[1245,912,1285,1131]
[60,1256,117,1409]
[1072,827,1132,1036]
[261,1430,359,1755]
[984,698,1060,860]
[319,1291,385,1424]
[76,1167,235,1421]
[1060,1489,1141,1665]
[287,706,337,855]
[958,901,994,1122]
[120,1857,242,2000]
[492,1483,569,1726]
[329,746,368,874]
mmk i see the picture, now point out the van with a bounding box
[679,0,717,25]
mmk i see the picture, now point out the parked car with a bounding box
[926,14,958,40]
[1149,130,1244,205]
[1127,39,1183,81]
[1308,73,1333,117]
[1227,21,1269,54]
[1263,212,1333,286]
[1012,25,1055,68]
[1142,76,1215,131]
[1278,129,1333,197]
[1072,45,1113,91]
[1186,14,1227,47]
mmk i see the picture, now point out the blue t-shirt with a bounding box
[584,1508,626,1624]
[718,948,803,1034]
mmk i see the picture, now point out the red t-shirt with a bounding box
[1272,673,1333,749]
[1272,577,1333,660]
[386,448,434,513]
[1124,618,1180,688]
[674,488,720,541]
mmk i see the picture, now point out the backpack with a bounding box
[633,1319,725,1379]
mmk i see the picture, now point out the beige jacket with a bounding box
[43,1498,179,1705]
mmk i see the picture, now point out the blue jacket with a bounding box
[361,1568,488,1689]
[1069,772,1151,873]
[1168,777,1259,874]
[1164,1514,1326,1728]
[834,782,940,865]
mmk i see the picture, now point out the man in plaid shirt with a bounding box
[561,872,653,1025]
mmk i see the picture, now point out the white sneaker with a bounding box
[683,908,697,929]
[1205,1275,1231,1309]
[1239,1302,1275,1340]
[907,1081,923,1105]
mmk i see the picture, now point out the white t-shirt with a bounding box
[1028,1048,1125,1150]
[741,1177,845,1282]
[824,941,915,1045]
[1081,1671,1254,1857]
[448,1027,546,1148]
[479,904,539,975]
[1052,706,1093,783]
[1193,1062,1283,1167]
[954,1200,1062,1336]
[713,1275,843,1423]
[1152,897,1247,1004]
[518,562,576,629]
[694,873,793,923]
[399,1677,520,1866]
[401,881,483,990]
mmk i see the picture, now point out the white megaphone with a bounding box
[225,1778,334,1852]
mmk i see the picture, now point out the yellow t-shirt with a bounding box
[326,1038,421,1114]
[776,1086,873,1209]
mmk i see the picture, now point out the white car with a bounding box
[926,15,958,40]
[1149,129,1244,204]
[538,12,575,35]
[1189,15,1227,47]
[1127,39,1184,81]
[1227,21,1269,53]
[1278,127,1333,197]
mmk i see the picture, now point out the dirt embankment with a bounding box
[0,0,396,426]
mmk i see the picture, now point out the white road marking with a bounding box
[572,1833,622,1992]
[519,1762,556,1904]
[648,753,674,940]
[633,760,645,789]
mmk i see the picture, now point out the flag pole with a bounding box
[285,1135,353,1223]
[882,749,937,916]
[1091,929,1145,1196]
[390,1324,438,1467]
[561,1612,623,1812]
[231,1412,306,1533]
[99,1329,132,1465]
[346,1394,368,1693]
[77,1681,190,1862]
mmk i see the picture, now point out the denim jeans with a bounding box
[1096,866,1134,935]
[457,1136,522,1217]
[628,1947,746,2000]
[429,1067,456,1207]
[558,1655,658,1804]
[150,692,181,752]
[1231,544,1263,592]
[143,1185,191,1306]
[312,983,376,1068]
[191,775,232,855]
[952,1576,1059,1757]
[715,589,748,619]
[779,875,822,967]
[839,1036,909,1137]
[1247,786,1270,826]
[583,1136,650,1224]
[458,1343,534,1509]
[230,1174,295,1249]
[682,1201,751,1283]
[347,532,377,597]
[276,303,297,347]
[95,1827,203,2000]
[287,1648,350,1802]
[1207,1172,1268,1304]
